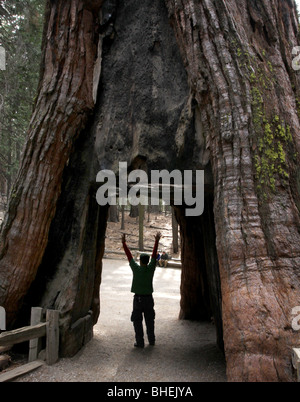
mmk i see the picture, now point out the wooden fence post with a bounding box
[28,307,43,362]
[46,310,59,365]
[292,348,300,382]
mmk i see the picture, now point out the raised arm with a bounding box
[151,232,161,259]
[122,233,133,262]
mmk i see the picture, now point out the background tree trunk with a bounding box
[138,203,144,251]
[165,0,300,381]
[108,205,119,222]
[172,207,179,254]
[120,205,125,230]
[129,204,139,218]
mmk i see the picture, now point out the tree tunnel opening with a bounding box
[173,191,224,353]
[15,161,224,364]
[101,171,224,355]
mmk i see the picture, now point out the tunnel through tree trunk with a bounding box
[174,189,224,352]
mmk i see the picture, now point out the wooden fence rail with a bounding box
[0,307,60,382]
[0,322,46,348]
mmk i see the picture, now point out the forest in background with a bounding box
[0,0,44,207]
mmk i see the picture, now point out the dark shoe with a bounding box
[148,338,155,345]
[134,342,144,348]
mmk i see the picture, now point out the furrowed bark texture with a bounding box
[165,0,300,381]
[0,0,102,327]
[1,0,300,381]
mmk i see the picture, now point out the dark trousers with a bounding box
[131,294,155,346]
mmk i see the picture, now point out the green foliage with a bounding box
[254,116,292,193]
[236,45,293,197]
[0,0,45,196]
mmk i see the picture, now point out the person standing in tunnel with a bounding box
[122,231,161,348]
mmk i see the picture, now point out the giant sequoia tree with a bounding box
[0,0,300,382]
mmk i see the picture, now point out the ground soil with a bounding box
[12,259,226,382]
[105,210,180,260]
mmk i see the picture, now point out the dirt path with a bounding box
[15,259,227,382]
[104,211,181,259]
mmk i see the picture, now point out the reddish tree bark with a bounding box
[165,0,300,381]
[0,0,102,326]
[1,0,300,382]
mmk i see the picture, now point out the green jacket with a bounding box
[130,258,156,294]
